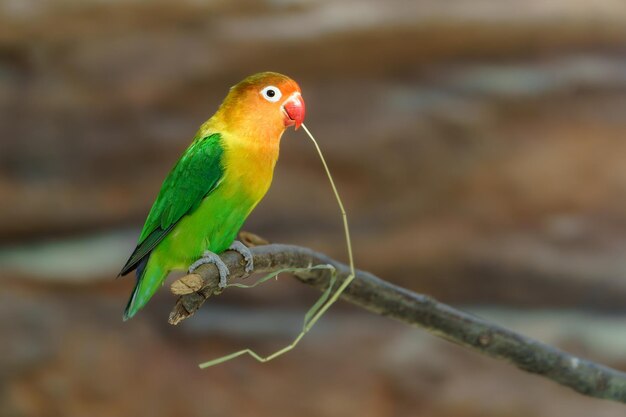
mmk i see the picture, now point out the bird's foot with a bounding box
[188,250,230,289]
[228,240,254,274]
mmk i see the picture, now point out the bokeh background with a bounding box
[2,1,626,416]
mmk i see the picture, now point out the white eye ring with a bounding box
[260,86,282,103]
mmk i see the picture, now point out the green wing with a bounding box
[119,132,224,276]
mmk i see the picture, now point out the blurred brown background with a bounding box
[2,1,626,416]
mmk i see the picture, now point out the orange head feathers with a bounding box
[215,72,305,141]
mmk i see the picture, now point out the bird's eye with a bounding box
[260,86,282,103]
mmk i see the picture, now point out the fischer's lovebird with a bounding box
[119,72,305,320]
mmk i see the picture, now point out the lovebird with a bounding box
[119,72,305,320]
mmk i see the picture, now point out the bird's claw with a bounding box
[229,240,254,274]
[188,250,230,288]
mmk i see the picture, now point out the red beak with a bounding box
[283,93,305,130]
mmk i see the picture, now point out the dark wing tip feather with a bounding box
[119,248,141,276]
[118,225,174,277]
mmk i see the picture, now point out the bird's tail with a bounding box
[123,256,166,321]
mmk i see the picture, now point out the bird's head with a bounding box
[216,72,306,140]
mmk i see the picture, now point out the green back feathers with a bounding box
[119,133,225,276]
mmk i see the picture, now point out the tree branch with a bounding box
[169,243,626,403]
